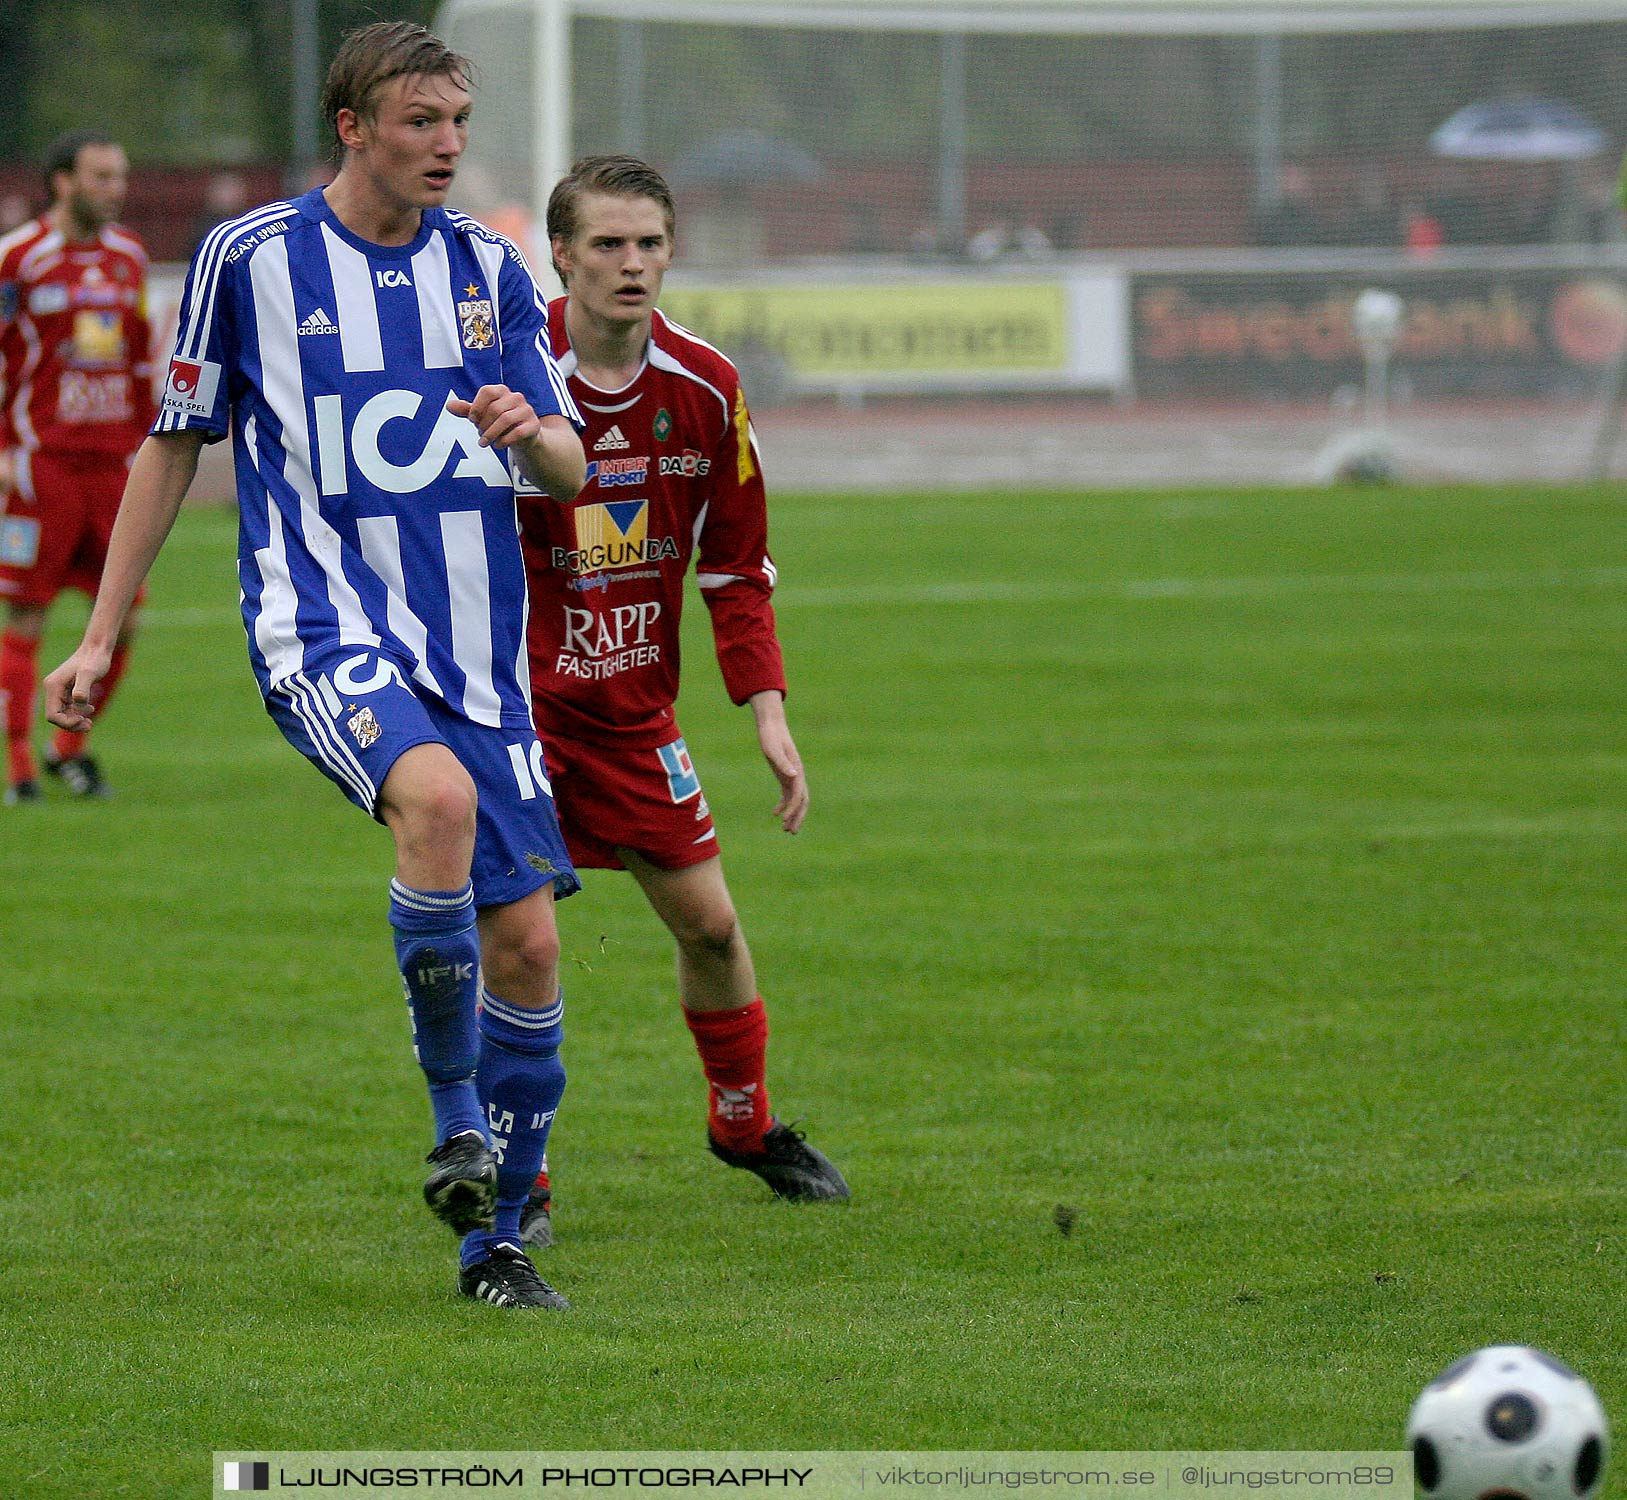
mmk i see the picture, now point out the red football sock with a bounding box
[1,630,39,786]
[51,637,132,762]
[684,996,772,1152]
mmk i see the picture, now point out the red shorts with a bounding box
[0,448,144,609]
[540,727,720,871]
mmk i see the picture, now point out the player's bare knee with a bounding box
[420,776,479,839]
[676,906,741,964]
[385,770,477,847]
[485,925,561,1003]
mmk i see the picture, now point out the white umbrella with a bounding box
[1431,97,1607,162]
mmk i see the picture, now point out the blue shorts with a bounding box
[263,647,579,908]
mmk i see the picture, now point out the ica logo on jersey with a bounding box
[375,269,413,288]
[310,387,510,496]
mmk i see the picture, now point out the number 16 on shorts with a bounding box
[507,738,555,800]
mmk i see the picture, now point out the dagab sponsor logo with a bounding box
[658,450,710,479]
[553,499,678,574]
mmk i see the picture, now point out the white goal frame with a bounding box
[438,0,1627,224]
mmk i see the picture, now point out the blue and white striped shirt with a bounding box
[156,188,581,730]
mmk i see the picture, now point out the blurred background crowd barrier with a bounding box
[15,0,1627,487]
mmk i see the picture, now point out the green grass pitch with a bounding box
[2,481,1624,1496]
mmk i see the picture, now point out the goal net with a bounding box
[438,0,1627,488]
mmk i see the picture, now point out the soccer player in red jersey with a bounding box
[515,156,847,1241]
[0,132,154,804]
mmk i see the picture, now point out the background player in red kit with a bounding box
[0,131,153,804]
[516,155,847,1241]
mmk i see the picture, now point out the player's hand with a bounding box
[43,645,113,732]
[446,385,541,451]
[749,691,808,835]
[0,451,14,493]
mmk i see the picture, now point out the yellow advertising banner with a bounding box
[660,280,1069,378]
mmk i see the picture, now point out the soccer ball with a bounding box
[1407,1345,1609,1500]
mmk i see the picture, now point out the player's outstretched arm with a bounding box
[749,689,809,835]
[445,387,586,500]
[44,429,204,730]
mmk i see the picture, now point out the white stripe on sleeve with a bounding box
[469,236,507,342]
[176,204,293,362]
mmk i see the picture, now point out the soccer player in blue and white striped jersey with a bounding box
[46,22,589,1311]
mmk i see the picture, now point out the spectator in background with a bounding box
[188,169,251,250]
[907,216,948,258]
[1252,165,1327,247]
[1430,167,1488,247]
[1048,212,1086,253]
[841,202,883,254]
[1340,166,1400,248]
[1581,164,1625,245]
[1402,201,1445,259]
[0,194,30,234]
[967,208,1052,261]
[1512,182,1559,245]
[1013,216,1054,257]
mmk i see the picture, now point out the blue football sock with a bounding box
[389,879,486,1146]
[460,988,565,1268]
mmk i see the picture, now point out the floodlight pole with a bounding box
[1253,32,1283,209]
[291,0,320,190]
[617,19,647,160]
[938,30,967,253]
[534,0,572,220]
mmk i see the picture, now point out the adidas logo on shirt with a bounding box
[297,306,339,336]
[593,425,630,452]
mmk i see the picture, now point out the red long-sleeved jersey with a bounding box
[0,217,154,460]
[519,304,787,748]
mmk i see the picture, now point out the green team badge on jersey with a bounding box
[653,407,672,441]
